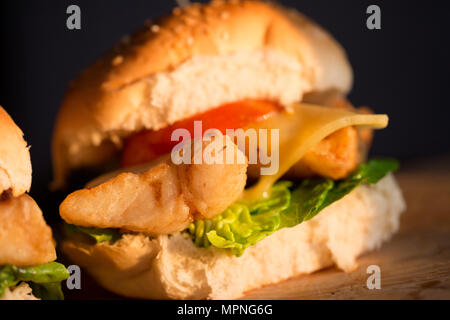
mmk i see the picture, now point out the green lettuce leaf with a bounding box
[64,223,121,243]
[0,262,69,300]
[0,266,19,298]
[188,159,399,256]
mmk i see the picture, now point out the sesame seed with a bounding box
[110,135,122,146]
[184,16,197,26]
[151,25,160,33]
[92,133,102,145]
[112,55,124,66]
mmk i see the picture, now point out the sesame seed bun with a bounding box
[52,0,353,188]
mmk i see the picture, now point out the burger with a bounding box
[53,0,406,299]
[0,106,68,300]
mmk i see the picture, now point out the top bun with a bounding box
[52,0,353,188]
[0,106,32,197]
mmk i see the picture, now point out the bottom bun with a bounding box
[1,282,39,300]
[62,174,405,299]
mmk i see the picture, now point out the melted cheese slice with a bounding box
[87,103,388,201]
[242,103,388,201]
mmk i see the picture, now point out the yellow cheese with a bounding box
[242,103,388,201]
[87,103,388,201]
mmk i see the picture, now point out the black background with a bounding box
[0,0,449,223]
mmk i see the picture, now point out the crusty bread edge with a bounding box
[0,106,32,196]
[0,282,39,300]
[61,174,405,299]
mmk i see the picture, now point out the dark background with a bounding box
[0,0,449,223]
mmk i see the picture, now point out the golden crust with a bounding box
[0,194,56,266]
[61,234,169,299]
[67,0,337,93]
[0,106,32,197]
[52,0,353,188]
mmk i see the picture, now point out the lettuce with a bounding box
[0,262,69,300]
[62,159,398,257]
[188,159,399,256]
[64,223,121,243]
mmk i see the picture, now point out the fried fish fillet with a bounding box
[60,134,248,235]
[0,194,56,266]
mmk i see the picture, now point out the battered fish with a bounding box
[60,134,248,235]
[0,194,56,266]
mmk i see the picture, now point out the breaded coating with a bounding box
[0,194,56,266]
[289,126,359,179]
[60,135,247,235]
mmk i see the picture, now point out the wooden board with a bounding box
[242,157,450,299]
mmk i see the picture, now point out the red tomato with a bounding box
[121,99,281,167]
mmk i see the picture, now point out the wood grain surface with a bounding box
[64,157,450,300]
